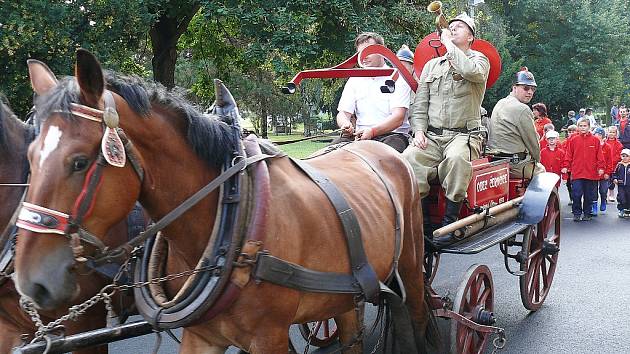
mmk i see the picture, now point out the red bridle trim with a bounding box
[71,160,104,222]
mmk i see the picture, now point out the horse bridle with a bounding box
[15,91,274,268]
[16,91,145,264]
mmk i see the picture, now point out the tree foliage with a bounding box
[2,0,630,129]
[0,0,153,117]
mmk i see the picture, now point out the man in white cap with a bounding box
[402,13,490,247]
[487,67,546,179]
[334,32,412,153]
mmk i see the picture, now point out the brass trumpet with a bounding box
[427,1,449,33]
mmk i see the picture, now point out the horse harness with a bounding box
[13,86,410,341]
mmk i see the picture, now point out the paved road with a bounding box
[108,184,630,353]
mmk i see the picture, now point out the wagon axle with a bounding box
[474,306,496,326]
[541,241,559,255]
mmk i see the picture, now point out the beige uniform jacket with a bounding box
[409,47,490,133]
[488,94,541,161]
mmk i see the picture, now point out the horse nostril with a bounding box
[31,282,52,307]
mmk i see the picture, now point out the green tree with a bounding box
[0,0,153,117]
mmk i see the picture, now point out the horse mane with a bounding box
[0,94,35,151]
[35,73,238,168]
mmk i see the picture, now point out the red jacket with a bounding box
[600,142,613,177]
[563,132,605,180]
[541,146,565,176]
[606,138,623,167]
[539,138,548,150]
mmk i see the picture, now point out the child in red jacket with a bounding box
[606,125,623,202]
[561,124,578,205]
[592,128,612,214]
[561,118,605,221]
[540,130,564,187]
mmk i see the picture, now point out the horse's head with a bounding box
[0,96,34,238]
[14,50,143,310]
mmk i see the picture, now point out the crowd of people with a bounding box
[333,13,628,247]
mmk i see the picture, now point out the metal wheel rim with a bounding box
[298,319,339,348]
[519,190,560,311]
[449,264,494,354]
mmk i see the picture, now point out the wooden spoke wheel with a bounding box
[424,251,441,285]
[519,190,561,311]
[298,319,339,348]
[450,264,494,354]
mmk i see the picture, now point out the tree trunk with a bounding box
[149,4,200,88]
[261,96,268,139]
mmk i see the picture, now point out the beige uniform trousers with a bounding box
[403,133,483,202]
[510,157,546,179]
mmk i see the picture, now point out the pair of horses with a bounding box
[11,49,435,353]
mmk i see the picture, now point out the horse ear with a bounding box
[75,48,105,107]
[27,59,58,96]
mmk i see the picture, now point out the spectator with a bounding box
[612,149,630,218]
[584,108,598,128]
[619,106,630,149]
[540,130,564,187]
[592,127,612,215]
[611,103,619,126]
[607,125,623,202]
[561,117,605,221]
[577,108,586,121]
[566,110,577,128]
[532,103,552,139]
[539,123,555,150]
[334,32,412,152]
[561,124,578,205]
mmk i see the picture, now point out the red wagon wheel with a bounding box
[519,190,561,311]
[298,319,339,348]
[424,251,441,285]
[450,264,494,354]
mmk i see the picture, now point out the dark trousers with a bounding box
[331,132,409,153]
[595,179,610,205]
[571,179,597,216]
[566,173,573,202]
[618,185,630,211]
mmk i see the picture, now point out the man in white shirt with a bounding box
[334,32,412,152]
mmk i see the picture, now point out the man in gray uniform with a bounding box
[402,13,490,247]
[487,67,545,178]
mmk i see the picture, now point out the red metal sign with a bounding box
[467,161,510,208]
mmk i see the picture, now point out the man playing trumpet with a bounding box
[402,13,490,247]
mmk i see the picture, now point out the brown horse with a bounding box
[0,96,139,353]
[14,50,433,353]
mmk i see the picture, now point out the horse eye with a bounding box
[72,157,89,172]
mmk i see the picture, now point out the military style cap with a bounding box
[515,67,537,87]
[449,13,476,36]
[396,44,414,63]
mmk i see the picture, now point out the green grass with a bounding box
[267,132,335,159]
[276,140,330,159]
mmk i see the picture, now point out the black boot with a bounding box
[433,199,463,248]
[422,197,432,235]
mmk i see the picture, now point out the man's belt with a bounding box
[427,126,476,135]
[493,152,528,161]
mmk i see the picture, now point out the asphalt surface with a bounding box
[107,184,630,353]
